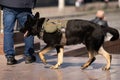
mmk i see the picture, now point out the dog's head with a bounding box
[20,12,45,37]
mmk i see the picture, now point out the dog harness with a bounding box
[42,18,68,45]
[42,19,68,33]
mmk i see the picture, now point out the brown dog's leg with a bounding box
[81,52,96,70]
[50,46,64,69]
[98,46,112,70]
[39,45,53,64]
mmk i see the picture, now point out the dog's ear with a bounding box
[39,17,46,24]
[34,12,39,20]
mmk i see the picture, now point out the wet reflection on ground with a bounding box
[0,54,120,80]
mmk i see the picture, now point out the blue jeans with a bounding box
[3,7,34,57]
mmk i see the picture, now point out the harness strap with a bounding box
[60,32,67,45]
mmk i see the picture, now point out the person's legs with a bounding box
[17,11,36,63]
[3,7,17,65]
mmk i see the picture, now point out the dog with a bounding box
[20,12,119,70]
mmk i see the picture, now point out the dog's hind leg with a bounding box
[39,45,53,64]
[98,46,112,70]
[50,46,64,69]
[81,51,96,70]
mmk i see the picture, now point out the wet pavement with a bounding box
[0,54,120,80]
[0,39,120,80]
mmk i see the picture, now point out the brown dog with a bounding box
[20,12,119,70]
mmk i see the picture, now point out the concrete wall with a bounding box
[36,0,118,7]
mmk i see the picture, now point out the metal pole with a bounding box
[58,0,65,11]
[0,7,1,33]
[119,0,120,8]
[0,7,3,33]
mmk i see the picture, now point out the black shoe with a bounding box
[7,56,17,65]
[25,55,36,64]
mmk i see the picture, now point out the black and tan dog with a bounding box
[20,12,119,70]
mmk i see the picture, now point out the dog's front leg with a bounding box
[50,46,64,69]
[39,45,53,64]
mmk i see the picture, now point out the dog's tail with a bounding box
[104,27,119,41]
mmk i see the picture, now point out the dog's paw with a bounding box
[102,66,110,71]
[81,64,89,70]
[50,64,60,69]
[41,59,47,65]
[50,66,59,69]
[39,54,47,64]
[81,66,87,70]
